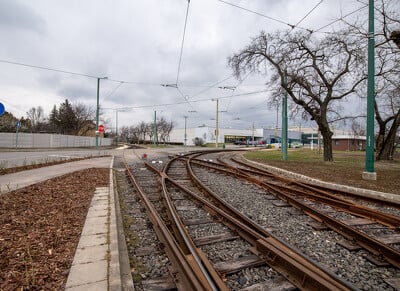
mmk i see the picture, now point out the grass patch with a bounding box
[244,149,366,165]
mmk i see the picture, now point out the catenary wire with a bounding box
[114,89,272,110]
[0,59,98,79]
[176,0,191,86]
[313,3,368,33]
[293,0,325,29]
[217,0,296,28]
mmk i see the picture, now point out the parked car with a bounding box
[291,142,303,148]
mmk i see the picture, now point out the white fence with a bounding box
[0,132,113,148]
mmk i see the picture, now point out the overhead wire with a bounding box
[293,0,324,29]
[176,0,191,86]
[103,81,124,102]
[217,0,368,35]
[189,74,236,100]
[0,59,98,79]
[313,3,368,33]
[111,89,272,110]
[217,0,296,29]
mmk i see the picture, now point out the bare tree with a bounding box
[137,121,148,144]
[373,0,400,160]
[229,30,366,161]
[26,106,46,132]
[157,117,174,144]
[73,102,95,136]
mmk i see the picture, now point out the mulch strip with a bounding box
[0,168,109,291]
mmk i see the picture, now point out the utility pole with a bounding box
[252,121,255,146]
[282,71,288,161]
[116,110,119,146]
[184,115,188,147]
[363,0,376,180]
[96,77,107,147]
[213,98,219,148]
[153,110,157,147]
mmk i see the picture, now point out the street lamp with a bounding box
[96,77,108,147]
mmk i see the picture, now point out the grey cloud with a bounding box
[0,0,46,33]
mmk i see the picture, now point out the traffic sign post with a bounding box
[16,120,21,149]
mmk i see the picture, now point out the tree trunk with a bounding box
[375,125,386,157]
[319,125,334,161]
[377,110,400,161]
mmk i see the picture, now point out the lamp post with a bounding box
[96,77,108,147]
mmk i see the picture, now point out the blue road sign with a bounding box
[16,120,21,128]
[0,102,5,116]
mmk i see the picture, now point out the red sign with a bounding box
[98,124,105,132]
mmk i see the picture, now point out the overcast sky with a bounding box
[0,0,366,131]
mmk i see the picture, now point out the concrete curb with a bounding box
[65,156,134,290]
[242,157,400,203]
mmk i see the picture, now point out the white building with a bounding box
[168,126,264,146]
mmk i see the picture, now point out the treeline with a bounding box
[119,117,174,144]
[0,99,96,136]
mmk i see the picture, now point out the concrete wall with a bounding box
[0,132,113,148]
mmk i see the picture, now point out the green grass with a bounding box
[244,149,367,165]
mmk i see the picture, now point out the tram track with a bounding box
[117,150,400,290]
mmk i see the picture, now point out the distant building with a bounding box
[168,126,366,150]
[168,126,263,146]
[332,135,366,151]
[261,128,302,144]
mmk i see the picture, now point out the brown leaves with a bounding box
[0,168,109,290]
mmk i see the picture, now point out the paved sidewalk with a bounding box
[65,187,110,290]
[0,156,112,193]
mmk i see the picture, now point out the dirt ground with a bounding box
[250,156,400,195]
[0,168,109,291]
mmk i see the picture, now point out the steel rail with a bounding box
[145,160,228,291]
[215,157,400,228]
[123,159,211,290]
[188,156,400,269]
[231,156,400,208]
[149,154,357,290]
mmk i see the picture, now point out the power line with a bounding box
[314,3,368,33]
[103,81,124,102]
[190,74,235,99]
[217,0,296,29]
[176,0,191,86]
[0,59,98,79]
[293,0,324,29]
[113,89,271,110]
[217,0,368,36]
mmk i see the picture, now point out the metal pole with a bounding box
[96,78,100,147]
[15,122,19,150]
[215,99,219,148]
[252,121,255,146]
[184,115,188,147]
[364,0,376,180]
[282,71,288,161]
[116,110,118,146]
[153,110,157,147]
